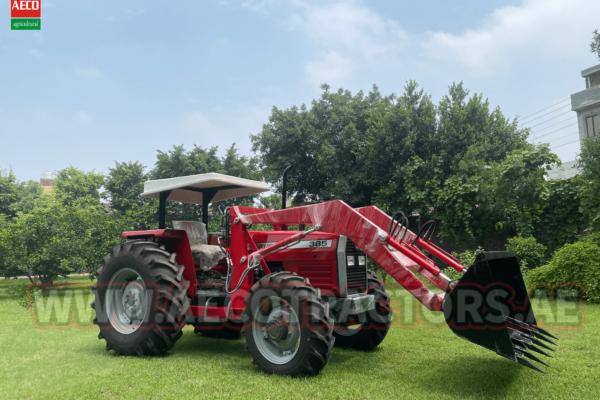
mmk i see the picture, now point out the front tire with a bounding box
[241,272,335,376]
[333,270,391,351]
[91,240,190,356]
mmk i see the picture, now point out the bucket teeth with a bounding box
[522,351,550,367]
[526,344,553,358]
[506,316,532,328]
[517,357,545,373]
[537,326,559,340]
[533,331,557,346]
[530,337,555,352]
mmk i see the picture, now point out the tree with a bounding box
[103,161,158,227]
[492,144,559,238]
[252,84,391,207]
[534,175,586,253]
[591,29,600,61]
[252,81,532,244]
[54,166,105,207]
[0,203,129,285]
[151,143,260,224]
[258,193,282,210]
[578,137,600,231]
[11,180,46,215]
[0,168,19,218]
[104,161,147,213]
[380,83,529,242]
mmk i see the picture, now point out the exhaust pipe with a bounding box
[281,164,293,231]
[442,251,558,373]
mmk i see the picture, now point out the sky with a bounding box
[2,0,600,183]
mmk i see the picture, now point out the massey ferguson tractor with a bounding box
[91,172,558,376]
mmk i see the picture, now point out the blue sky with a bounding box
[2,0,599,182]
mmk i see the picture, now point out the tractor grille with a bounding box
[345,239,367,293]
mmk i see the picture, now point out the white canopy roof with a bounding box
[140,173,270,205]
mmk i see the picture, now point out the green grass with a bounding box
[0,277,599,399]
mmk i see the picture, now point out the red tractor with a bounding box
[92,172,557,375]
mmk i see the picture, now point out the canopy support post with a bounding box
[201,189,218,226]
[158,190,172,229]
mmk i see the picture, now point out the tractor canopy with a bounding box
[140,173,270,226]
[140,173,270,205]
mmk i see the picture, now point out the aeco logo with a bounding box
[10,0,41,30]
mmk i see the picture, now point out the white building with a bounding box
[547,63,600,180]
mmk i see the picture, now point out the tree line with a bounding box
[0,144,264,284]
[252,81,599,252]
[1,80,599,285]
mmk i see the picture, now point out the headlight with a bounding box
[358,255,366,266]
[346,256,355,266]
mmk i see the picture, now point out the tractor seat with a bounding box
[172,221,225,271]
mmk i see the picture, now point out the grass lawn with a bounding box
[0,276,598,399]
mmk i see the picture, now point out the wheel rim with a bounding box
[252,296,301,365]
[106,268,148,335]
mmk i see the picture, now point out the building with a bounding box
[546,160,579,180]
[572,63,600,144]
[548,63,600,180]
[40,171,54,194]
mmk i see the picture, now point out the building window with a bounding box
[586,115,600,137]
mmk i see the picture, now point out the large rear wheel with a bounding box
[91,240,190,356]
[241,272,335,376]
[333,270,391,351]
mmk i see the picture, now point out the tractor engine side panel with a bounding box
[249,232,340,296]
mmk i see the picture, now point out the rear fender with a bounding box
[122,229,197,297]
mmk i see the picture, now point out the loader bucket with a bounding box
[442,251,557,373]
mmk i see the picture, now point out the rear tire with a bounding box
[91,240,190,356]
[333,270,391,351]
[241,272,335,376]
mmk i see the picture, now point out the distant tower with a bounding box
[40,171,54,194]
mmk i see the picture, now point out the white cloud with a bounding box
[29,49,44,58]
[77,111,92,123]
[72,65,103,79]
[422,0,600,75]
[288,1,406,61]
[181,106,270,148]
[305,51,354,86]
[186,97,198,103]
[241,0,276,13]
[246,0,407,86]
[182,111,227,136]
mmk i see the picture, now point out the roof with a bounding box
[581,63,600,78]
[140,173,270,205]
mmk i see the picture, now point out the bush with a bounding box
[0,203,130,285]
[7,284,43,310]
[527,234,600,302]
[505,235,547,272]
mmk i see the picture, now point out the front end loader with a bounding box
[91,172,557,376]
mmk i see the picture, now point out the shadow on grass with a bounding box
[167,332,250,364]
[421,356,523,398]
